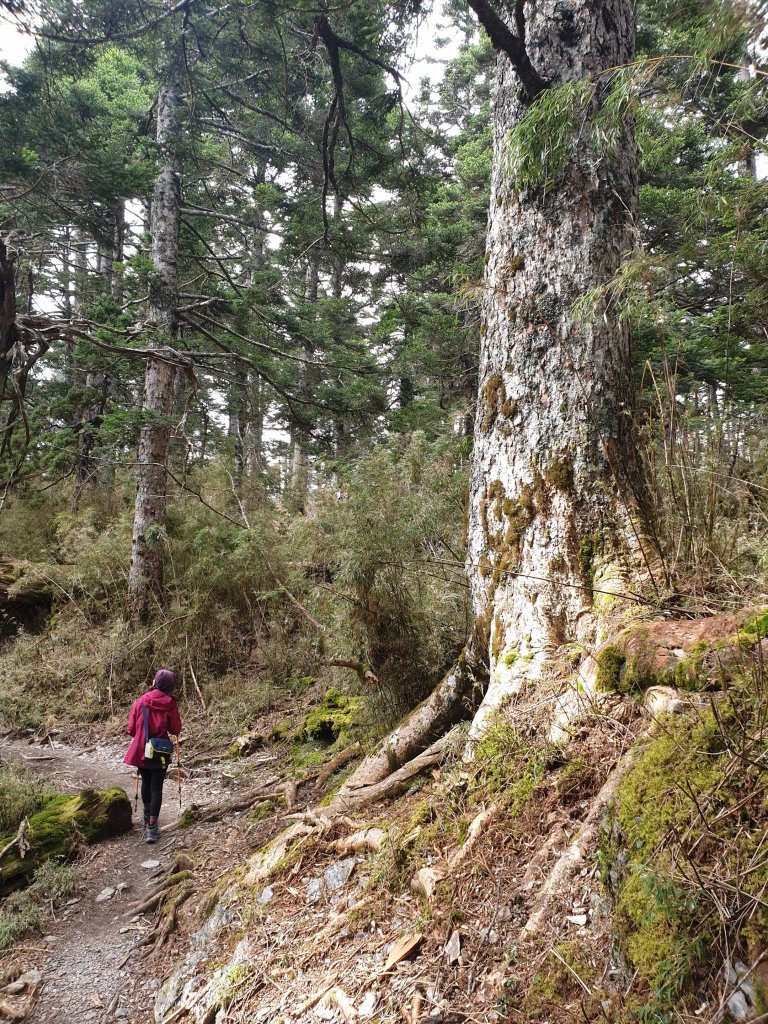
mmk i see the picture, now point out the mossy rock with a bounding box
[301,688,362,745]
[0,787,131,894]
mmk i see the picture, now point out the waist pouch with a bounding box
[142,704,174,768]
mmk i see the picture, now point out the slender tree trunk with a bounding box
[127,79,181,622]
[290,261,318,509]
[466,0,655,736]
[228,365,246,487]
[112,200,125,303]
[0,237,20,407]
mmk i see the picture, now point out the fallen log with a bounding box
[0,787,132,894]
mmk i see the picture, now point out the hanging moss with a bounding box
[500,397,518,419]
[0,787,131,895]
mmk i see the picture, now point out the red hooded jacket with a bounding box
[124,689,182,769]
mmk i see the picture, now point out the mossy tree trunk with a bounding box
[466,0,656,735]
[0,788,132,895]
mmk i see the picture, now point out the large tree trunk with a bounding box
[466,0,654,736]
[334,0,652,804]
[127,80,181,622]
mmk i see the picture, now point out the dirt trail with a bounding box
[0,735,209,1024]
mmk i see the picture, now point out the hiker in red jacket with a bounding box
[124,669,182,844]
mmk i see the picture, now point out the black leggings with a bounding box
[139,766,167,818]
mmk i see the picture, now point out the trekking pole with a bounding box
[134,771,140,814]
[174,735,182,810]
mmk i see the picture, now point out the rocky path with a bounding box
[0,736,209,1024]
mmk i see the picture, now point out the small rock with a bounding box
[305,877,325,903]
[566,914,588,926]
[257,886,274,905]
[96,887,116,903]
[726,992,751,1022]
[324,858,355,891]
[43,934,59,943]
[116,882,130,894]
[141,860,160,870]
[65,898,80,906]
[114,1010,128,1018]
[444,929,462,965]
[17,971,41,988]
[4,980,25,995]
[480,928,499,944]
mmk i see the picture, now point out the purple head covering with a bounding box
[153,669,177,695]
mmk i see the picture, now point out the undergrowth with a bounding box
[602,660,768,1018]
[0,763,52,834]
[0,861,80,952]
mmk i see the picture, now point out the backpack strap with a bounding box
[142,702,150,746]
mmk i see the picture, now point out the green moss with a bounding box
[595,644,626,692]
[602,712,732,1003]
[302,687,362,745]
[249,801,275,822]
[470,722,551,814]
[481,373,505,432]
[578,532,600,597]
[177,808,195,829]
[268,721,291,743]
[555,758,591,798]
[736,609,768,645]
[507,254,524,275]
[543,455,573,493]
[519,942,598,1021]
[548,554,566,575]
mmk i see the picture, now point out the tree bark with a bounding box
[0,237,20,407]
[127,79,182,622]
[466,0,655,736]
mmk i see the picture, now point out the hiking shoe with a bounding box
[145,822,159,844]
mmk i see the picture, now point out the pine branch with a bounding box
[466,0,546,100]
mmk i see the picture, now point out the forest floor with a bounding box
[0,731,275,1024]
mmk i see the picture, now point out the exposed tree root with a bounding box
[412,803,500,900]
[521,739,644,936]
[329,730,459,812]
[328,651,484,809]
[334,827,386,855]
[316,741,361,787]
[176,781,282,826]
